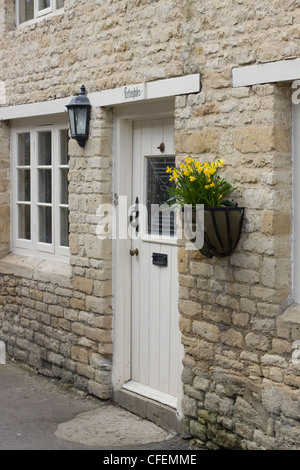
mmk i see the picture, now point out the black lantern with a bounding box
[66,85,91,148]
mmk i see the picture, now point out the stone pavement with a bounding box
[0,360,196,451]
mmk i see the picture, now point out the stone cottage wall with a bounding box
[0,0,14,34]
[0,0,299,450]
[0,0,185,401]
[174,0,300,447]
[175,83,300,449]
[0,0,185,106]
[0,106,114,399]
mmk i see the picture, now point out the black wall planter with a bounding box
[200,206,245,258]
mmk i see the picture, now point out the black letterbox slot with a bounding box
[152,253,168,267]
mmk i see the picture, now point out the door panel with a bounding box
[129,118,181,405]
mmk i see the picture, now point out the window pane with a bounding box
[18,169,31,201]
[56,0,64,9]
[60,168,68,205]
[60,129,69,165]
[38,132,52,166]
[38,0,50,11]
[60,207,69,247]
[18,205,31,240]
[19,0,34,24]
[146,156,176,236]
[18,133,30,166]
[38,169,52,203]
[39,206,52,244]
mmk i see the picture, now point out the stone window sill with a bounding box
[0,253,72,288]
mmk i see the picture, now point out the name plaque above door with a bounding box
[123,83,146,102]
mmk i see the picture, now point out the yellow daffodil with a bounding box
[165,158,236,207]
[185,156,194,165]
[204,168,214,176]
[184,165,192,176]
[195,162,203,172]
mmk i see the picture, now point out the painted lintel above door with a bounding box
[0,74,201,121]
[89,74,201,107]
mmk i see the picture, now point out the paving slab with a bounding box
[55,404,170,447]
[0,360,195,451]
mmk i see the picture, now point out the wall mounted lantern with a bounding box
[66,85,91,148]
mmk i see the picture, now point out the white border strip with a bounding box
[0,97,70,121]
[122,380,178,409]
[0,74,201,121]
[232,58,300,87]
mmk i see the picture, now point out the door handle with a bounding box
[129,197,140,234]
[129,248,139,257]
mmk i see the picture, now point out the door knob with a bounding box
[129,248,139,257]
[157,143,165,153]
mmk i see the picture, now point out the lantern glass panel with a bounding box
[75,107,88,135]
[67,109,76,137]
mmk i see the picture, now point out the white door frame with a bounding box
[112,99,183,415]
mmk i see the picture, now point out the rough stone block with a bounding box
[261,210,291,236]
[261,380,300,420]
[74,277,94,295]
[70,297,86,311]
[175,129,219,154]
[93,280,112,297]
[87,380,111,400]
[220,329,244,348]
[203,305,231,324]
[190,420,207,441]
[181,395,197,418]
[182,336,214,362]
[178,299,202,319]
[179,316,192,334]
[235,127,274,153]
[71,346,89,364]
[86,296,112,315]
[245,332,270,351]
[192,320,220,342]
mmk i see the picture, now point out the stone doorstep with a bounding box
[112,388,182,436]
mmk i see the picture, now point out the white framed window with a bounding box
[11,117,70,261]
[16,0,64,26]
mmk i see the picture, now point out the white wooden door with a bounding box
[123,118,181,408]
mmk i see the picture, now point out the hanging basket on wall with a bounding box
[166,156,245,258]
[200,205,245,258]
